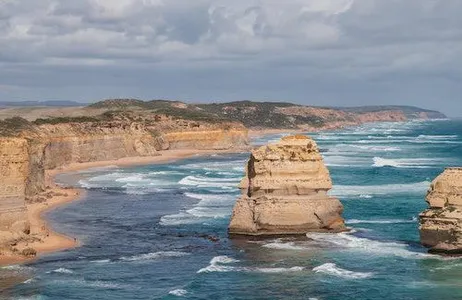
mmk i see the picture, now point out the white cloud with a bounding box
[0,0,461,115]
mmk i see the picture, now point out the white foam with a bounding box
[120,251,189,262]
[23,278,35,284]
[346,219,416,224]
[306,232,434,259]
[210,255,240,265]
[197,256,304,274]
[161,192,236,225]
[313,263,373,279]
[48,268,74,274]
[255,266,305,273]
[53,279,125,290]
[1,265,35,272]
[169,289,188,296]
[178,175,240,188]
[372,157,400,168]
[85,280,123,289]
[184,192,235,207]
[327,144,402,154]
[417,135,458,140]
[180,160,246,173]
[324,155,370,167]
[90,259,111,264]
[331,181,430,197]
[197,256,240,273]
[372,157,442,168]
[262,241,306,250]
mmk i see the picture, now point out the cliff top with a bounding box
[0,99,447,135]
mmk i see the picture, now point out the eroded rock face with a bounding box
[229,135,345,236]
[0,138,30,241]
[420,168,462,254]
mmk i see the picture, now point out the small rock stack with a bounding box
[420,168,462,254]
[229,135,345,236]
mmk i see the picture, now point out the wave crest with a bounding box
[313,263,373,279]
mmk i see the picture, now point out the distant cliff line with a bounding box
[0,99,446,132]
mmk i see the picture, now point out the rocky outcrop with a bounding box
[229,135,345,235]
[0,138,30,247]
[420,168,462,254]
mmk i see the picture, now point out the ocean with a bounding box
[2,119,462,300]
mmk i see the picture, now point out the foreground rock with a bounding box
[229,135,345,236]
[420,168,462,254]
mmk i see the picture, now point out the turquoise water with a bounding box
[2,119,462,299]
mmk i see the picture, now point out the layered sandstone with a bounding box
[164,129,248,150]
[0,138,30,249]
[229,135,345,235]
[0,121,249,257]
[420,168,462,254]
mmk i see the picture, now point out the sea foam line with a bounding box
[331,181,430,197]
[120,251,189,262]
[197,256,304,274]
[313,263,374,279]
[306,232,434,259]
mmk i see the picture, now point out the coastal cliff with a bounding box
[0,138,30,239]
[420,168,462,254]
[229,135,345,235]
[0,119,249,259]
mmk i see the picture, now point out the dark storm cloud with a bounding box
[0,0,461,115]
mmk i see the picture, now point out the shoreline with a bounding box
[0,119,433,267]
[0,148,249,267]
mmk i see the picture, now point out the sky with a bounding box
[0,0,461,116]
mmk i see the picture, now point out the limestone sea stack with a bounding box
[420,168,462,254]
[228,135,345,235]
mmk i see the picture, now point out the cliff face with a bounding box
[164,129,248,150]
[229,135,345,235]
[0,138,30,241]
[37,123,162,170]
[419,168,462,254]
[0,120,249,254]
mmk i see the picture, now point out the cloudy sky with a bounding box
[1,0,461,115]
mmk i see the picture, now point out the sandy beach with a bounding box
[0,148,250,267]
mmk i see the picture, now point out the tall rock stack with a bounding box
[229,135,345,236]
[419,168,462,254]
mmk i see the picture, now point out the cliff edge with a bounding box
[420,168,462,254]
[229,135,345,235]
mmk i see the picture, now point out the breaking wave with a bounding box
[372,157,442,168]
[120,251,189,262]
[306,232,434,259]
[169,289,188,296]
[346,219,416,224]
[48,268,74,274]
[313,263,373,279]
[160,192,236,225]
[197,256,304,274]
[331,181,430,197]
[178,175,240,188]
[262,241,306,250]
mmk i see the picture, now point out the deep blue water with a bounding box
[2,119,462,300]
